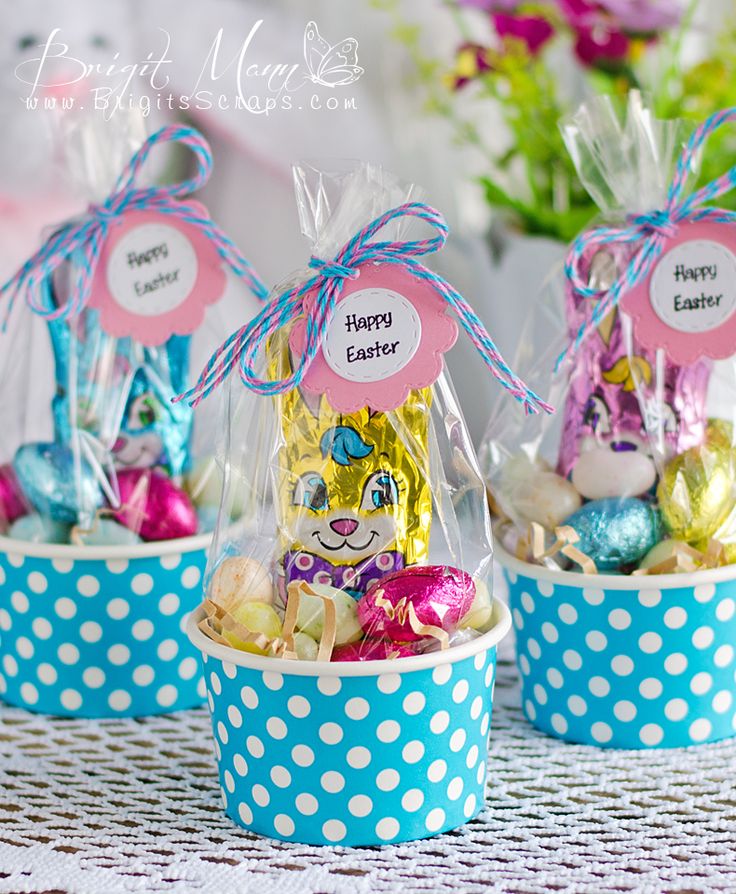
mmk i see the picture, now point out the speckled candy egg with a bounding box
[293,631,319,661]
[499,453,581,529]
[657,441,735,543]
[358,565,476,642]
[210,556,274,607]
[291,581,362,646]
[113,469,198,541]
[563,497,661,572]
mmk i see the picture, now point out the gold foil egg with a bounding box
[657,441,735,543]
[705,418,735,450]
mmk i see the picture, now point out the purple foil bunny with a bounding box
[557,248,711,500]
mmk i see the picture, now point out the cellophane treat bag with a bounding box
[482,93,736,577]
[188,161,549,662]
[0,111,267,548]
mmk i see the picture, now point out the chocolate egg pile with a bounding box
[202,559,493,662]
[496,419,736,574]
[0,454,230,546]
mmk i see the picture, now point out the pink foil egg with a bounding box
[357,565,476,643]
[0,464,28,531]
[331,639,418,662]
[113,469,198,542]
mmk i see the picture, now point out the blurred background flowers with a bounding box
[380,0,736,241]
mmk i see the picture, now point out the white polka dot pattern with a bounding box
[505,565,736,749]
[198,640,498,846]
[0,544,206,717]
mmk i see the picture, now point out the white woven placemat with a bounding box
[2,562,736,894]
[2,617,736,894]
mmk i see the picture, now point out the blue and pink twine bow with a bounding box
[0,124,268,327]
[179,201,552,415]
[557,105,736,371]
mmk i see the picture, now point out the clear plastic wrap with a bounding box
[482,93,736,576]
[195,162,538,661]
[0,111,266,547]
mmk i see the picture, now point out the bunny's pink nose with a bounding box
[330,518,359,537]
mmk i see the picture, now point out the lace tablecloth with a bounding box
[2,625,736,893]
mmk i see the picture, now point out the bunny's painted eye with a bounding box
[293,473,329,512]
[360,471,399,511]
[583,394,611,435]
[127,394,159,431]
[90,34,109,49]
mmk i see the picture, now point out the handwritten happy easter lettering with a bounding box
[322,288,422,384]
[125,241,182,298]
[343,312,400,363]
[106,222,198,318]
[650,240,736,335]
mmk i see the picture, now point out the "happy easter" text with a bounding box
[126,241,182,298]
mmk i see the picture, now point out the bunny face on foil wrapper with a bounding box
[274,342,432,602]
[49,304,194,480]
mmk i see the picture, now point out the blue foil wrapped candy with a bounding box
[12,442,103,525]
[9,251,195,536]
[43,272,193,479]
[563,497,661,572]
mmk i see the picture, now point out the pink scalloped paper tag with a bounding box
[87,205,226,346]
[620,221,736,365]
[289,263,459,413]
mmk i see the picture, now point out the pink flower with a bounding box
[457,0,520,9]
[448,42,494,89]
[557,0,682,67]
[574,23,630,66]
[597,0,683,34]
[493,12,555,55]
[557,0,630,66]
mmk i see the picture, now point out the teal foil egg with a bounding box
[563,497,661,572]
[13,442,103,525]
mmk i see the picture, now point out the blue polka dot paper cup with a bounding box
[0,534,209,717]
[498,546,736,749]
[187,600,511,846]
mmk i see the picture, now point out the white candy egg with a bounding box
[572,447,656,500]
[505,471,582,530]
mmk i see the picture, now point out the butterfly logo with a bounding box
[303,21,364,88]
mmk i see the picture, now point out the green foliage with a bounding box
[381,0,736,238]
